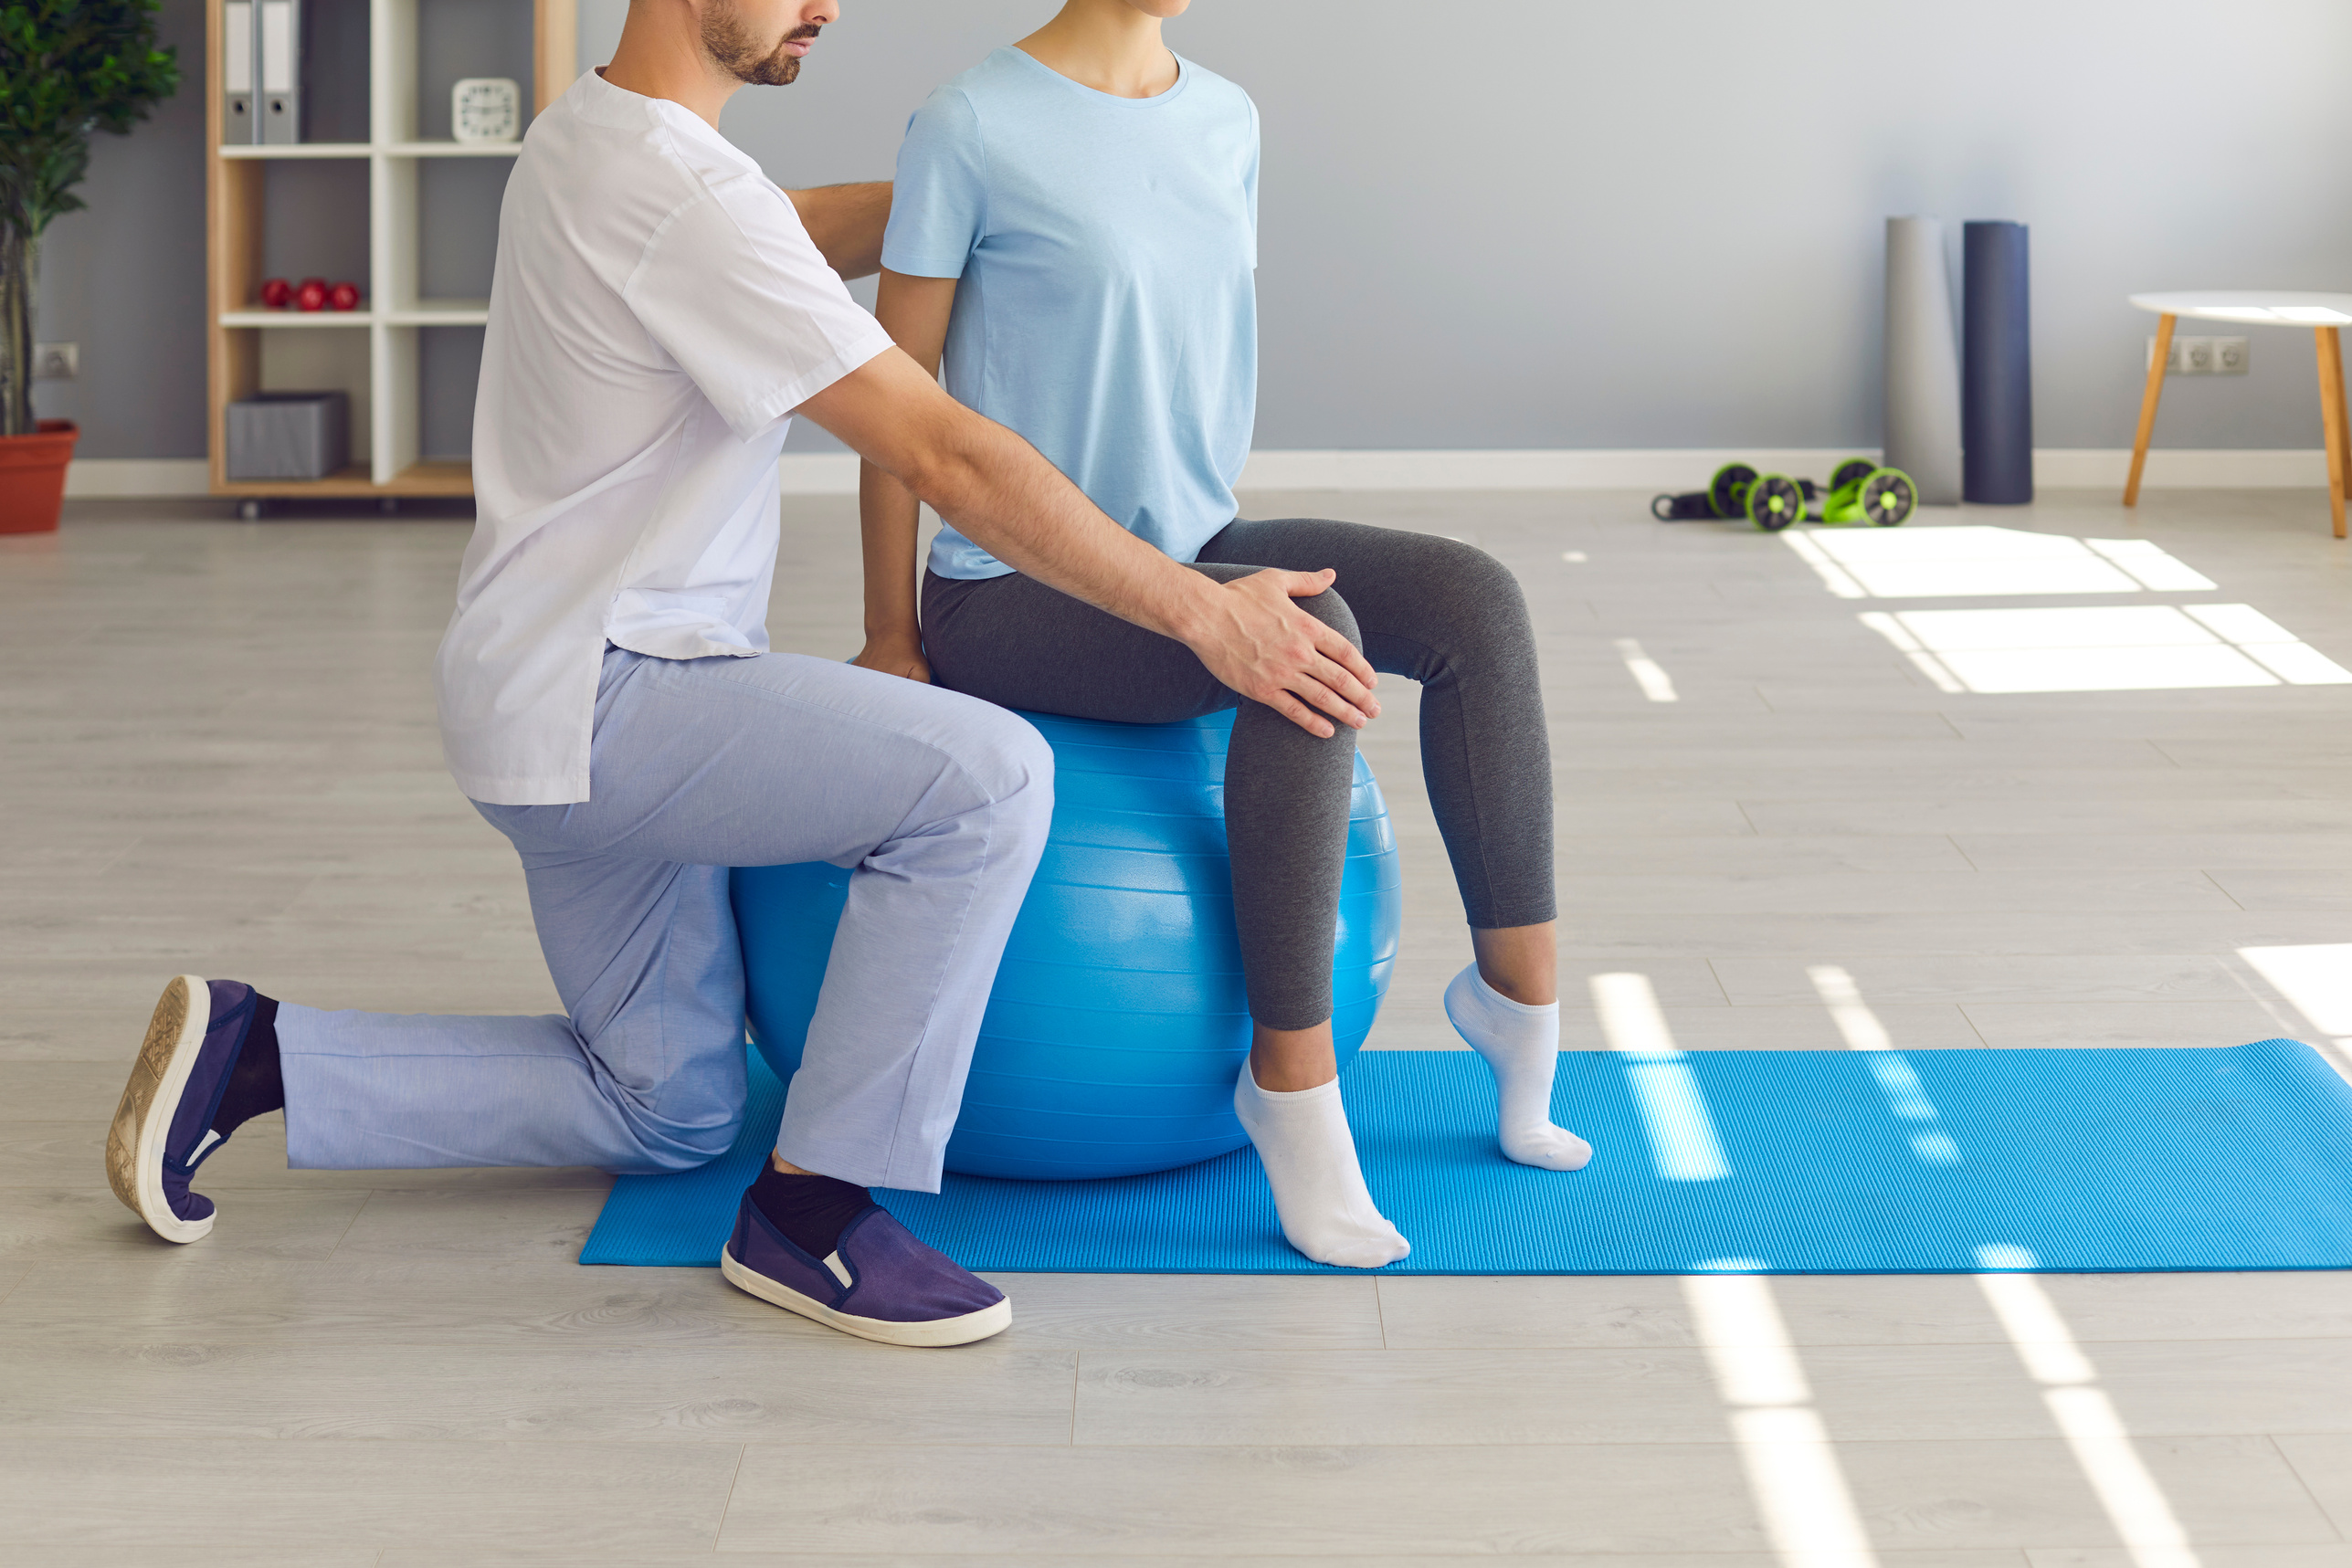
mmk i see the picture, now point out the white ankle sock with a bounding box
[1232,1064,1410,1269]
[1444,963,1593,1172]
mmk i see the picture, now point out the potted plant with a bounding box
[2,1,178,533]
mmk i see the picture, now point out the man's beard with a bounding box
[702,5,812,86]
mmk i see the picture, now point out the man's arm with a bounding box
[785,182,891,280]
[803,350,1381,738]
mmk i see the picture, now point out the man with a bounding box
[104,0,1377,1349]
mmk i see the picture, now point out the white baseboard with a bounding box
[2031,447,2329,489]
[68,447,2336,500]
[63,459,212,498]
[1236,447,2337,492]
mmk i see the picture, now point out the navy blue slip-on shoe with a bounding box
[106,975,265,1244]
[720,1192,1011,1348]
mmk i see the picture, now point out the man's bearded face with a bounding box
[703,2,817,87]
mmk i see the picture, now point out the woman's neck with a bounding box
[1017,2,1177,100]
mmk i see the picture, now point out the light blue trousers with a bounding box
[275,647,1054,1192]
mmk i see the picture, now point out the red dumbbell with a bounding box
[328,282,361,312]
[295,279,329,312]
[259,278,292,309]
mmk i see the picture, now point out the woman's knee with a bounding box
[1289,582,1364,653]
[1419,534,1530,616]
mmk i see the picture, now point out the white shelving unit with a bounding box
[206,0,575,501]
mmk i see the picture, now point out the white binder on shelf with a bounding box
[223,1,255,144]
[258,0,301,144]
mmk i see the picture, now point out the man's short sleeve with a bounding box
[626,177,894,441]
[881,88,988,279]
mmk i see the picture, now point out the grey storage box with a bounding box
[227,391,350,481]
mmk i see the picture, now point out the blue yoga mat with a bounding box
[582,1040,2352,1274]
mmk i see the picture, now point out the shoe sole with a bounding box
[720,1245,1011,1348]
[105,975,215,1245]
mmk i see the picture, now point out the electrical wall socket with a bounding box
[2146,334,2249,376]
[33,342,78,380]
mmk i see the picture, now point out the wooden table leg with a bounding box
[2124,313,2175,507]
[2321,326,2350,540]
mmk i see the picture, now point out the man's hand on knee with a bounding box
[1181,569,1381,740]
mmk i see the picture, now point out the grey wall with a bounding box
[38,0,2352,460]
[31,0,209,459]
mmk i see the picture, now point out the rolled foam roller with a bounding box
[1962,220,2034,504]
[1883,216,1964,508]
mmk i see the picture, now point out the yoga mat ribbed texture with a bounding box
[1883,216,1964,507]
[1963,219,2034,504]
[583,1040,2352,1275]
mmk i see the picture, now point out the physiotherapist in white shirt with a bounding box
[103,0,1381,1348]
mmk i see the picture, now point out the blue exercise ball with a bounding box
[733,709,1403,1180]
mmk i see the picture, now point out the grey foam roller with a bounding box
[1883,216,1963,506]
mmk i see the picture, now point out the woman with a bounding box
[857,0,1587,1268]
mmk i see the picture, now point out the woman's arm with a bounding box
[853,269,959,682]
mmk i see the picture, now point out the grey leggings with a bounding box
[921,517,1555,1030]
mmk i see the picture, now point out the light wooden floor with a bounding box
[4,487,2350,1564]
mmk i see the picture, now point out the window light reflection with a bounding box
[1860,605,2352,694]
[1591,972,1731,1181]
[1685,1268,1881,1568]
[1809,965,1963,1167]
[1783,526,2215,600]
[2237,943,2352,1047]
[1976,1247,2203,1568]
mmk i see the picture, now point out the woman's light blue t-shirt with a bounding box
[881,47,1259,581]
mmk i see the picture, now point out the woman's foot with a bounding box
[1233,1062,1409,1268]
[1444,963,1593,1172]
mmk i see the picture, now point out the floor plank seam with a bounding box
[2264,1431,2352,1540]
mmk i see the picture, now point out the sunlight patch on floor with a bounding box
[1858,605,2352,693]
[1685,1269,1881,1568]
[2238,943,2352,1052]
[1808,966,1962,1165]
[1977,1247,2204,1568]
[1591,972,1729,1181]
[1782,525,2216,600]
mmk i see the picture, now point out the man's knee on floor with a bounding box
[624,1104,747,1173]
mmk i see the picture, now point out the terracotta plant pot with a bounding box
[0,420,78,534]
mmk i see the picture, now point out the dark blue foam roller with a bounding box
[1963,220,2034,504]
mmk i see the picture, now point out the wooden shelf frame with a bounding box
[206,0,577,500]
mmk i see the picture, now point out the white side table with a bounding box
[2125,291,2352,538]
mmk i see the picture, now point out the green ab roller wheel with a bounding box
[1819,466,1917,527]
[1828,457,1878,491]
[1708,463,1759,520]
[1858,467,1916,525]
[1746,473,1805,531]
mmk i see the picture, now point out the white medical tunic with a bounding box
[438,69,894,805]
